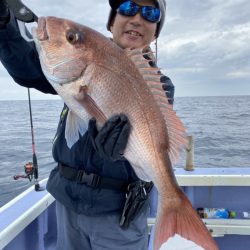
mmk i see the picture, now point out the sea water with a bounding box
[0,95,249,207]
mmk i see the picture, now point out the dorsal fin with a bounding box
[125,48,187,164]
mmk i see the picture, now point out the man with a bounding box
[0,0,174,249]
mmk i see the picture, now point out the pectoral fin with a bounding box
[75,85,107,124]
[65,110,88,148]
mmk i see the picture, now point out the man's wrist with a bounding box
[0,19,9,28]
[0,0,10,26]
[0,10,10,28]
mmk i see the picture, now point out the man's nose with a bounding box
[129,12,143,26]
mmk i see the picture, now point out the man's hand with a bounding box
[0,0,10,27]
[88,114,131,162]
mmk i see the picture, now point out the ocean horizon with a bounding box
[0,95,249,207]
[1,94,249,101]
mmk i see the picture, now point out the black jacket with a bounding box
[0,14,175,215]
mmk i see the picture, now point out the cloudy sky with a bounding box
[0,0,249,100]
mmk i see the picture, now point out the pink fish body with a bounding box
[32,17,219,250]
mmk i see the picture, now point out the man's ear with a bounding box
[110,25,113,33]
[152,28,157,41]
[109,17,116,33]
[151,35,156,42]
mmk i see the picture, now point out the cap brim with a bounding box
[109,0,125,10]
[109,0,160,10]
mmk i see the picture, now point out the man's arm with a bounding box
[0,10,56,94]
[161,75,175,105]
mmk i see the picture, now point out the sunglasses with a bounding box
[118,1,161,23]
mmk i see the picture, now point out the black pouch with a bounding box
[120,180,153,229]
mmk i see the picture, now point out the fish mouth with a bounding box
[33,17,48,41]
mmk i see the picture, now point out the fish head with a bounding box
[32,16,94,86]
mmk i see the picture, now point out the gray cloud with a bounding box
[157,0,250,96]
[0,0,249,99]
[27,0,110,34]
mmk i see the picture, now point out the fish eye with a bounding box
[66,30,81,44]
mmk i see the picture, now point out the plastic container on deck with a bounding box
[197,208,236,219]
[197,208,250,219]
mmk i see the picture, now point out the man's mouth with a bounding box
[125,30,142,37]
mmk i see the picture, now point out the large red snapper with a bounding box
[32,16,218,250]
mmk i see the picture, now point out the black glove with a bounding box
[88,114,131,162]
[0,0,10,27]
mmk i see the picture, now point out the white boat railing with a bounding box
[147,218,250,237]
[1,167,250,249]
[0,179,55,249]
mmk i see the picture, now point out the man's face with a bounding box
[110,0,158,49]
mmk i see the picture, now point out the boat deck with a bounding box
[1,167,250,250]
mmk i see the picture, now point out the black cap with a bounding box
[106,0,166,38]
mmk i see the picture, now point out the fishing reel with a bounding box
[13,160,44,191]
[13,162,34,182]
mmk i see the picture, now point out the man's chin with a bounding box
[120,41,144,50]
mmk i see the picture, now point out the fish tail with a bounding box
[153,190,219,250]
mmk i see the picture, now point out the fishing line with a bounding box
[155,39,158,63]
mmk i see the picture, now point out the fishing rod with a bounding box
[8,0,43,191]
[27,88,43,191]
[13,89,44,191]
